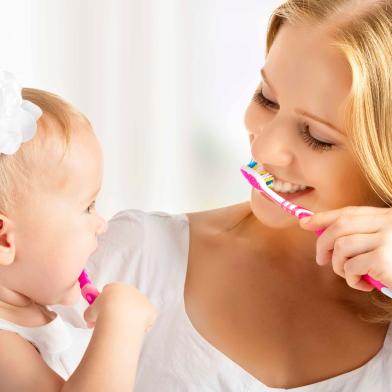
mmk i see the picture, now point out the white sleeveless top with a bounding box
[0,313,91,379]
[55,210,392,391]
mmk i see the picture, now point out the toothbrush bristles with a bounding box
[248,161,274,188]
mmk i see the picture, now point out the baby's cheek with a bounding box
[58,283,82,305]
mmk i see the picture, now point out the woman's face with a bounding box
[245,22,384,229]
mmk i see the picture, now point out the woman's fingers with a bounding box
[298,206,392,292]
[343,251,382,291]
[330,233,379,277]
[315,214,386,265]
[300,206,388,232]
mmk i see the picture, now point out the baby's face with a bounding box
[245,22,385,229]
[10,116,107,305]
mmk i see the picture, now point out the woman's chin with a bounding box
[250,189,299,229]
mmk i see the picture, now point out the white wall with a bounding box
[0,0,283,218]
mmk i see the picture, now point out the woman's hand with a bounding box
[299,206,392,292]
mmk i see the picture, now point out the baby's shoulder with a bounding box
[0,328,38,354]
[0,329,63,390]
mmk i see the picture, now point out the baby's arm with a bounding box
[0,329,64,390]
[0,283,156,391]
[65,283,156,390]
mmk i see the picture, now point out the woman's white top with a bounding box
[0,313,91,379]
[48,210,392,390]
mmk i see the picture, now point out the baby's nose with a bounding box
[96,216,108,235]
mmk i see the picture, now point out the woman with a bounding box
[60,0,392,390]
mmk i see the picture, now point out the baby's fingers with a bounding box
[83,297,102,329]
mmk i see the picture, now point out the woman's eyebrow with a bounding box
[260,68,343,135]
[295,108,343,134]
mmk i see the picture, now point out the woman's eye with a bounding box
[86,201,96,214]
[253,88,279,109]
[253,88,334,152]
[298,123,334,152]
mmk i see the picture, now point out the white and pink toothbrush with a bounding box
[241,159,392,298]
[78,270,100,304]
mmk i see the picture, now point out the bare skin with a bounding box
[185,203,388,389]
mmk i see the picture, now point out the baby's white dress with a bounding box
[58,210,392,391]
[0,312,91,379]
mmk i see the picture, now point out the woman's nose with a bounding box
[249,120,293,167]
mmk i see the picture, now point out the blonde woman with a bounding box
[60,0,392,390]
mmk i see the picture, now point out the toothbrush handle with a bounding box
[81,284,100,305]
[78,270,100,304]
[241,163,392,298]
[298,211,392,298]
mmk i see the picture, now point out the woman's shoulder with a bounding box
[98,209,188,246]
[88,209,190,298]
[105,203,251,239]
[187,202,252,234]
[88,205,251,303]
[111,209,189,227]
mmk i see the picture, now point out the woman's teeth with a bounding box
[270,179,309,193]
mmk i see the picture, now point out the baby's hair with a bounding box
[0,88,90,211]
[267,0,392,322]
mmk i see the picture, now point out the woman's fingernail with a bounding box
[301,217,311,224]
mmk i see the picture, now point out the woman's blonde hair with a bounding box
[0,88,90,211]
[266,0,392,323]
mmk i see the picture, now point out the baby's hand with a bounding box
[299,206,392,292]
[83,282,156,332]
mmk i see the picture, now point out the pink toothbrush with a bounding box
[78,270,100,304]
[241,159,392,298]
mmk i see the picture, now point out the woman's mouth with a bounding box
[263,175,315,201]
[273,186,314,200]
[258,186,314,202]
[252,163,315,202]
[265,173,313,197]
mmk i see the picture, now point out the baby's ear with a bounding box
[0,215,16,266]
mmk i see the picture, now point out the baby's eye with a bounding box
[86,201,96,214]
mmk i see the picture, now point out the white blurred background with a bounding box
[0,0,283,218]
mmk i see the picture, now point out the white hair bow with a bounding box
[0,70,42,155]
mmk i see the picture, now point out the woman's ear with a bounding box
[0,215,16,266]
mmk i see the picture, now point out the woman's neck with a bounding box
[231,206,317,262]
